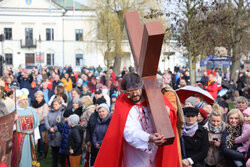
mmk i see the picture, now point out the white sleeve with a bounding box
[123,107,150,152]
[34,127,41,140]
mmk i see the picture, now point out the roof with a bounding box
[54,0,89,10]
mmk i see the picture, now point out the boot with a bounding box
[43,142,48,159]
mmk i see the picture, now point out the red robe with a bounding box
[94,93,180,167]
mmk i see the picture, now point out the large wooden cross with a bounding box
[124,11,175,145]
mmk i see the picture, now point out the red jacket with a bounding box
[204,81,218,99]
[94,93,180,167]
[0,162,7,167]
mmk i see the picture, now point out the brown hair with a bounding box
[56,85,65,95]
[72,88,81,95]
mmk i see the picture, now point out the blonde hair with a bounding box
[210,104,223,118]
[81,96,93,106]
[34,90,44,97]
[52,97,62,105]
[226,109,244,125]
[236,96,248,105]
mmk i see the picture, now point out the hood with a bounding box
[98,112,112,124]
[73,125,84,133]
[243,107,250,116]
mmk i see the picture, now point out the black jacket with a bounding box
[181,125,209,165]
[85,111,99,143]
[67,125,84,156]
[221,129,244,161]
[17,72,33,92]
[73,107,83,118]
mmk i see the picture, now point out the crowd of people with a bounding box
[0,64,249,167]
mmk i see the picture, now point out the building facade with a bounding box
[0,0,185,72]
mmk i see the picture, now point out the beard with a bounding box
[129,94,141,103]
[19,101,29,108]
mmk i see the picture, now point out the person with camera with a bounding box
[203,104,226,167]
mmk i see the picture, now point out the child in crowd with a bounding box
[56,110,72,167]
[235,108,250,167]
[67,114,84,167]
[110,93,117,106]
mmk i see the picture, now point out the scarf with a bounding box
[31,99,46,109]
[208,121,225,134]
[82,104,91,113]
[182,122,198,137]
[226,124,242,149]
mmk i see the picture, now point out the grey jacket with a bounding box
[45,107,65,147]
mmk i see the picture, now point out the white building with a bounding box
[0,0,185,72]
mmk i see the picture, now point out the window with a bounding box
[5,53,13,65]
[47,53,54,65]
[25,28,33,46]
[75,29,83,41]
[46,28,54,41]
[75,54,84,66]
[4,28,12,40]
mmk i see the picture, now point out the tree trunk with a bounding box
[113,51,121,75]
[231,44,241,82]
[188,54,196,85]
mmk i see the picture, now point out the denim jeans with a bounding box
[38,124,46,153]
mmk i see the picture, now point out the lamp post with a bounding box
[38,35,42,68]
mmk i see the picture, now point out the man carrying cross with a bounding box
[94,72,180,167]
[94,11,181,167]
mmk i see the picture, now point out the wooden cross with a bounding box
[124,11,175,145]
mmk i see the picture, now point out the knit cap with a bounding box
[68,114,79,126]
[198,108,208,119]
[185,96,196,107]
[98,103,110,112]
[195,101,207,109]
[243,107,250,116]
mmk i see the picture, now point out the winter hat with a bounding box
[243,107,250,116]
[63,109,73,118]
[31,82,36,87]
[16,88,29,101]
[183,107,199,116]
[95,97,106,105]
[195,101,207,109]
[98,103,110,112]
[73,97,82,106]
[185,96,196,107]
[68,114,80,126]
[111,93,117,98]
[95,89,102,94]
[198,108,208,120]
